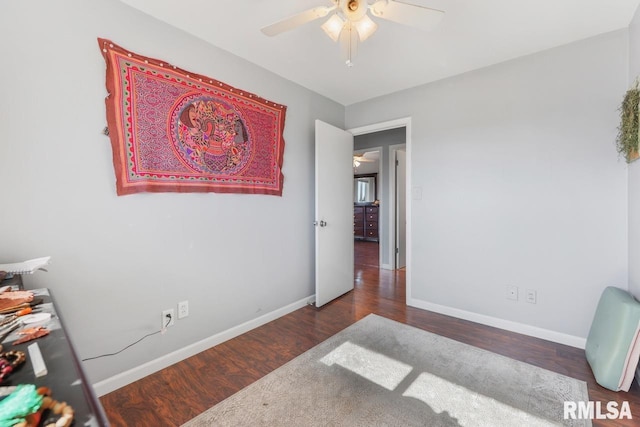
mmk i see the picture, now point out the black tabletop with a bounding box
[0,288,109,426]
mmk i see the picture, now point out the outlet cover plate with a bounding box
[526,289,537,304]
[178,300,189,319]
[507,285,518,301]
[162,309,175,328]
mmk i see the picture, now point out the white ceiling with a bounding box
[354,150,381,174]
[120,0,640,106]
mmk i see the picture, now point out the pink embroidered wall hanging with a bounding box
[99,38,286,196]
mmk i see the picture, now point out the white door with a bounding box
[315,120,354,307]
[396,149,407,269]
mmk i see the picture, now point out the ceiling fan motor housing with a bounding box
[340,0,368,22]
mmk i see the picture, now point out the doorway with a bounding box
[353,147,382,269]
[349,118,411,278]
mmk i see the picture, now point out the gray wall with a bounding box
[354,128,406,268]
[628,6,640,299]
[0,0,343,386]
[346,30,629,342]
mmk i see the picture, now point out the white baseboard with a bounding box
[381,263,393,270]
[93,295,314,397]
[408,297,587,349]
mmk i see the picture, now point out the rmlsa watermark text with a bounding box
[564,401,632,420]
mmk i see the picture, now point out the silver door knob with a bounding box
[319,220,327,227]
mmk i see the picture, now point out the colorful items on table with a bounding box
[0,385,74,427]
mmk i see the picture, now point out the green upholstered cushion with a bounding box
[585,286,640,392]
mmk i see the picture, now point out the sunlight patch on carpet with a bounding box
[183,314,590,426]
[404,371,560,426]
[320,341,413,390]
[321,341,561,426]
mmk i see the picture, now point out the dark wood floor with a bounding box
[101,241,640,426]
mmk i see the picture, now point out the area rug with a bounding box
[183,314,590,426]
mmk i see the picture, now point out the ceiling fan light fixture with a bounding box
[354,15,377,41]
[321,14,345,42]
[261,0,445,66]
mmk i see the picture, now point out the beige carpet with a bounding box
[183,314,590,427]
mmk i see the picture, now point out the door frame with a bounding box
[348,117,412,303]
[389,143,406,270]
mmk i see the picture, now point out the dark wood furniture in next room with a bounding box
[354,205,379,242]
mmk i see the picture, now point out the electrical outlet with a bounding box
[506,285,518,301]
[178,300,189,319]
[162,309,175,329]
[526,289,537,304]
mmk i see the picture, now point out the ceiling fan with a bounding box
[353,152,378,167]
[261,0,444,66]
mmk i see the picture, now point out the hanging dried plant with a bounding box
[616,84,640,163]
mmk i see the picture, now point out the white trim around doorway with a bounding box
[348,117,412,304]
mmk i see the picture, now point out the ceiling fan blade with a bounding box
[354,155,376,162]
[261,5,336,37]
[370,0,444,32]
